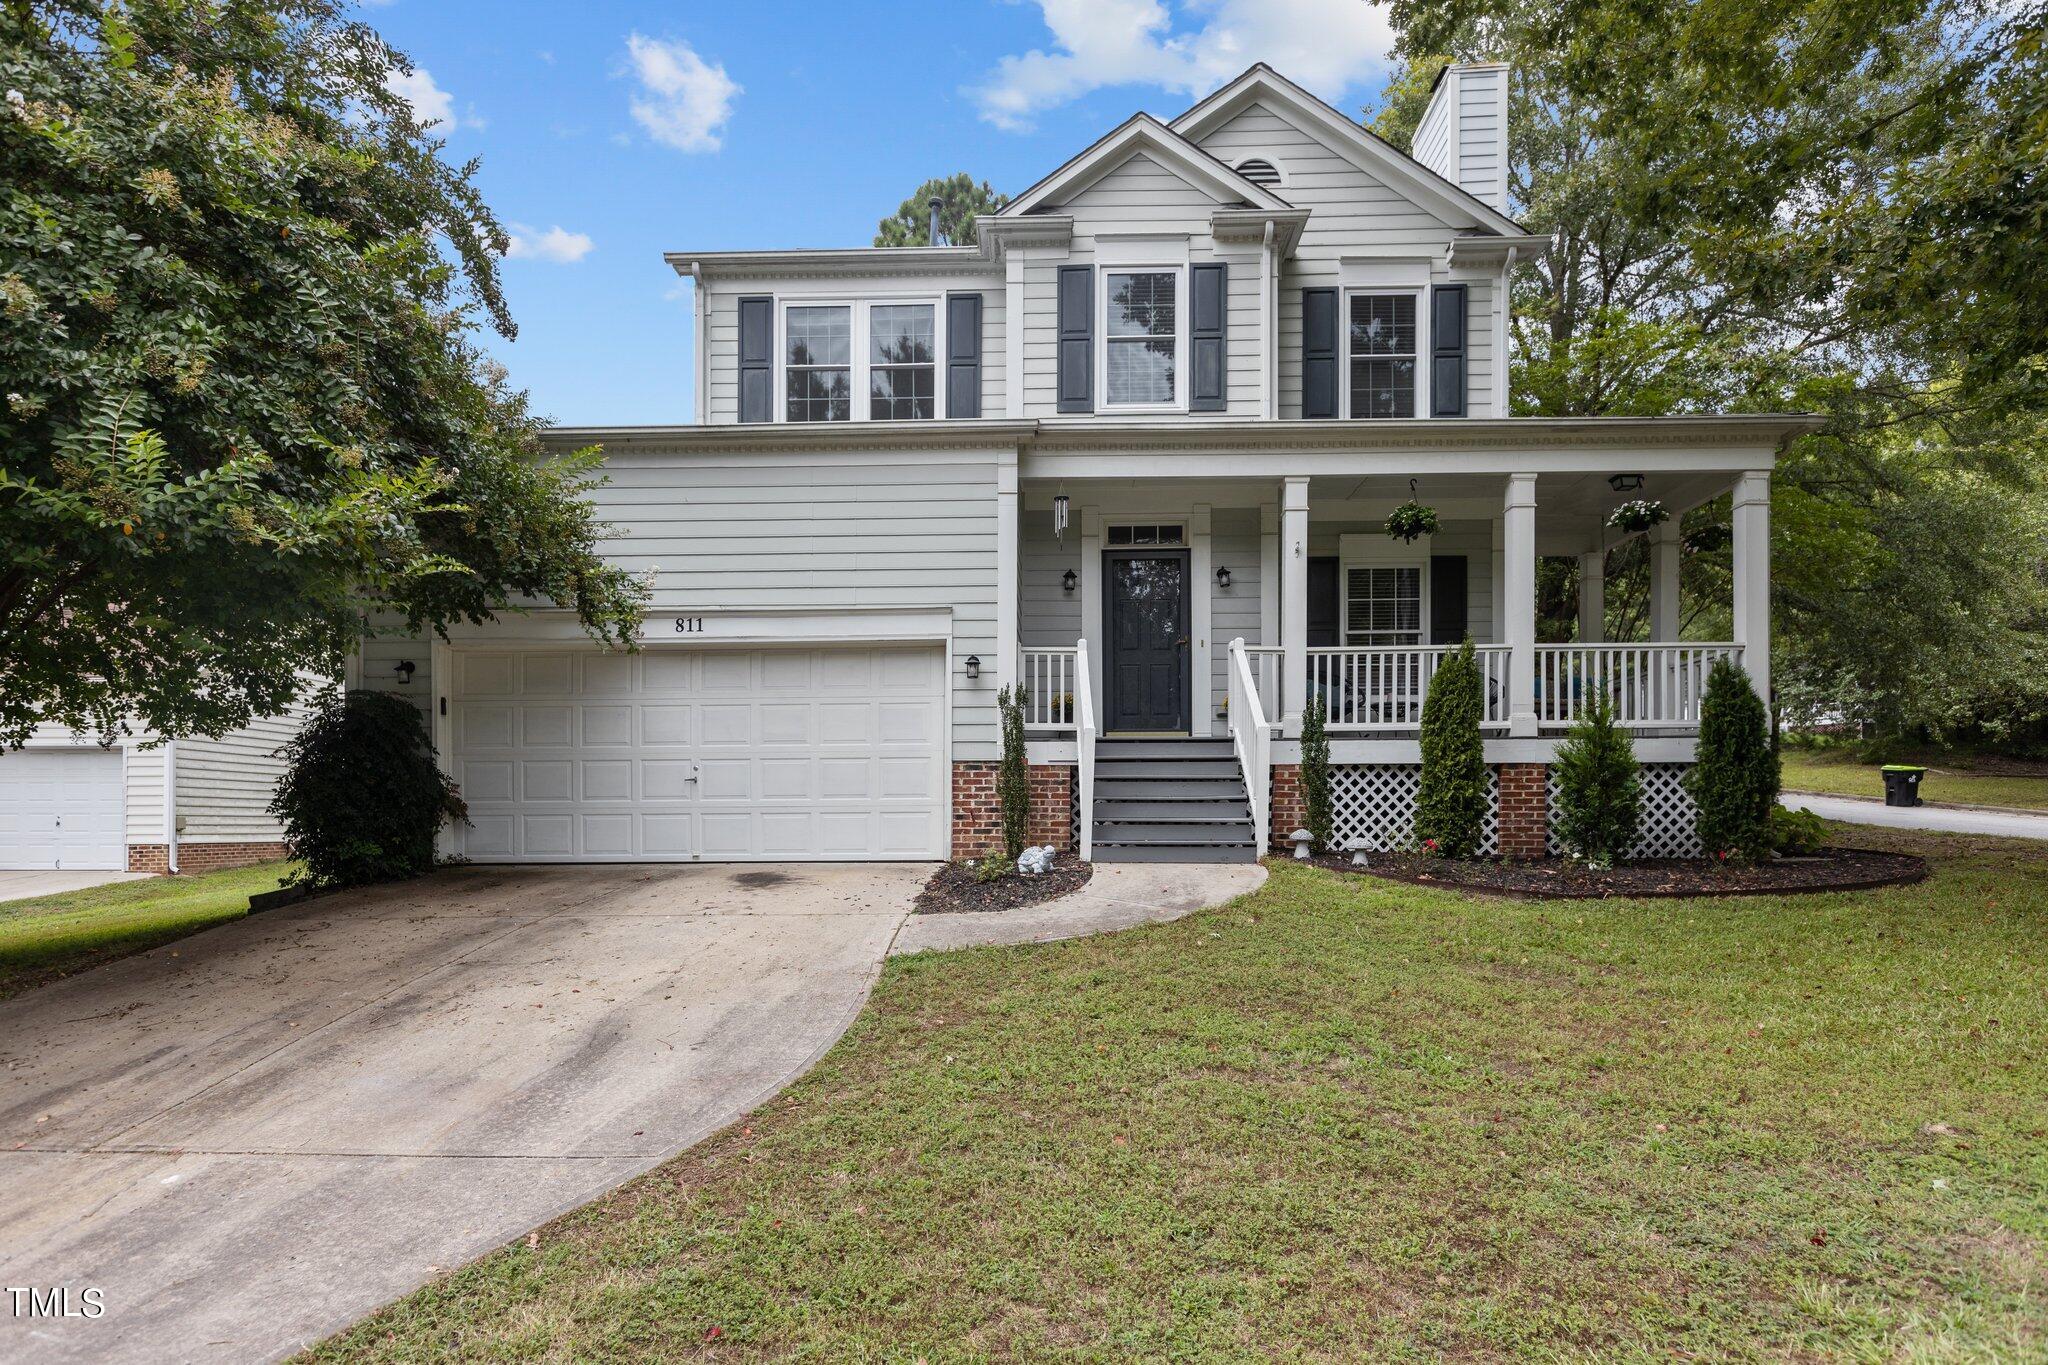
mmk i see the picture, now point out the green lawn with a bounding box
[0,861,292,1000]
[315,828,2048,1362]
[1781,747,2048,811]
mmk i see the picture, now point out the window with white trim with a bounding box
[1103,269,1180,407]
[1348,293,1418,419]
[1106,523,1186,546]
[1344,565,1423,645]
[785,305,851,422]
[868,303,935,420]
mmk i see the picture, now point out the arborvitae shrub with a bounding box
[1300,693,1332,851]
[1552,691,1641,865]
[1416,640,1487,857]
[1687,659,1779,861]
[996,685,1029,860]
[270,690,466,889]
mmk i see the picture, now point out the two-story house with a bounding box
[361,64,1817,866]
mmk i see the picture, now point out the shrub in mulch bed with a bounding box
[1305,847,1926,900]
[914,859,1094,915]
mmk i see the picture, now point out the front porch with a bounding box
[986,425,1785,860]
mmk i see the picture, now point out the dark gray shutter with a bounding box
[1307,557,1341,647]
[1056,265,1092,413]
[738,295,773,423]
[1430,555,1468,644]
[1431,284,1467,418]
[1301,287,1338,419]
[945,292,982,418]
[1190,263,1227,413]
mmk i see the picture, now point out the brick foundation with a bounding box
[951,762,1074,858]
[128,841,288,875]
[1268,763,1303,855]
[1495,763,1549,859]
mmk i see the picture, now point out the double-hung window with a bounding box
[868,303,935,420]
[1103,269,1180,407]
[781,300,941,423]
[1348,293,1418,419]
[1344,566,1423,645]
[785,306,852,422]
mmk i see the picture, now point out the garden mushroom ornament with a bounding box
[1291,829,1314,860]
[1346,838,1371,867]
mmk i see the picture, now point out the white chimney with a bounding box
[1414,62,1509,213]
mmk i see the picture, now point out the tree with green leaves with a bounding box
[1551,692,1640,866]
[873,173,1008,247]
[1688,660,1779,862]
[1299,693,1332,852]
[0,0,646,751]
[1371,0,2048,743]
[1416,642,1488,857]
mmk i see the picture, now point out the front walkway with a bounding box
[893,862,1267,955]
[1783,792,2048,842]
[0,863,922,1364]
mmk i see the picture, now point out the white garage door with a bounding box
[452,646,946,862]
[0,748,127,871]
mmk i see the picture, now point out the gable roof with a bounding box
[1001,111,1295,217]
[1169,64,1534,239]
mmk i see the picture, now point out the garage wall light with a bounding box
[964,654,981,680]
[1215,565,1232,589]
[394,659,416,685]
[1062,569,1078,593]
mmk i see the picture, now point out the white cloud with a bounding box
[971,0,1396,132]
[623,34,740,152]
[504,225,595,264]
[384,65,484,131]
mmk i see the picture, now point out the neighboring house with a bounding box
[361,63,1815,865]
[0,702,316,874]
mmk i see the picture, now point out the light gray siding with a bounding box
[1307,518,1496,642]
[1191,101,1498,419]
[174,697,318,844]
[1019,509,1081,648]
[1208,507,1264,715]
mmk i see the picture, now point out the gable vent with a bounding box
[1234,157,1283,188]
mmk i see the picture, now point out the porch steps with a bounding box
[1091,738,1259,865]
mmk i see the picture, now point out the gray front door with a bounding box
[1105,549,1191,732]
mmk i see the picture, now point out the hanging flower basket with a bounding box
[1384,499,1440,544]
[1607,499,1670,535]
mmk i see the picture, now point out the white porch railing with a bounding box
[1227,639,1272,854]
[1535,643,1741,728]
[1242,645,1283,722]
[1307,645,1512,731]
[1018,646,1078,731]
[1074,638,1097,861]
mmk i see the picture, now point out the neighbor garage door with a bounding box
[451,646,946,861]
[0,748,126,871]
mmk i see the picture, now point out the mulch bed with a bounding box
[1305,846,1927,900]
[914,859,1093,915]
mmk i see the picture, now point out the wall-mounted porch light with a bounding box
[1061,568,1078,593]
[1608,473,1646,493]
[964,654,981,680]
[1215,565,1232,589]
[394,659,416,685]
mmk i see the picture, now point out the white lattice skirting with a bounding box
[1330,764,1501,855]
[1546,762,1702,858]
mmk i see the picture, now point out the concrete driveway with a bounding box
[0,863,923,1364]
[0,869,150,906]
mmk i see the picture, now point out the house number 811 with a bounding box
[672,617,705,634]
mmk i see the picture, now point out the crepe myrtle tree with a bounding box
[0,0,645,751]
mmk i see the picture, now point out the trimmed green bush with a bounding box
[1770,804,1827,856]
[996,685,1029,860]
[1416,640,1488,858]
[1552,692,1641,866]
[270,691,466,890]
[1688,659,1780,862]
[1300,693,1333,851]
[974,852,1015,883]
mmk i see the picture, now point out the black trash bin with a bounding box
[1881,765,1926,807]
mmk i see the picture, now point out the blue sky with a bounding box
[362,1,1400,425]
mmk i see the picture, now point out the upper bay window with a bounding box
[780,299,942,423]
[1104,269,1180,408]
[1348,293,1417,419]
[868,303,935,420]
[785,305,851,422]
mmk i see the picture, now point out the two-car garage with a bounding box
[450,644,948,862]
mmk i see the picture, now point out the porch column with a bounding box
[1732,470,1771,703]
[1649,517,1682,640]
[1576,550,1605,643]
[1504,473,1539,737]
[995,456,1019,690]
[1281,476,1310,735]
